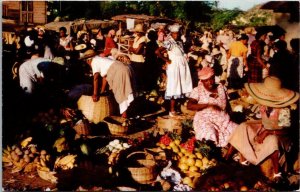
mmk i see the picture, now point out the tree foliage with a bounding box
[50,1,215,23]
[211,8,242,31]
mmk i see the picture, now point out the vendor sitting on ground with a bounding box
[226,76,299,182]
[82,49,136,118]
[187,67,238,147]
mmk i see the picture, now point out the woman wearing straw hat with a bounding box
[187,67,237,147]
[82,49,136,118]
[155,24,193,117]
[129,23,147,92]
[227,76,299,182]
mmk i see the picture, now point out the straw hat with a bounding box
[80,49,96,60]
[244,76,299,108]
[168,24,181,33]
[75,44,87,51]
[77,30,88,39]
[52,57,65,65]
[134,24,144,33]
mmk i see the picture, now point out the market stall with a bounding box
[44,19,117,36]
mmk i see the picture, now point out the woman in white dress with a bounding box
[155,24,193,116]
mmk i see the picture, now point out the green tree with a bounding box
[211,8,242,31]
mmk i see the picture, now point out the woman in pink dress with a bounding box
[187,67,237,147]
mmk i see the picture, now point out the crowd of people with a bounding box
[4,21,300,184]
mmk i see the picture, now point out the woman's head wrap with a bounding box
[198,67,214,80]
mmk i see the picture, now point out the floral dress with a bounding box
[163,36,193,99]
[189,82,238,147]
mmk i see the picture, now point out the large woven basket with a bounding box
[127,151,157,184]
[104,116,129,136]
[156,115,183,135]
[73,119,91,136]
[77,95,116,124]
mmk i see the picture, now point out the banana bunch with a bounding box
[108,152,120,165]
[37,166,58,183]
[54,154,77,170]
[53,137,69,153]
[2,137,52,175]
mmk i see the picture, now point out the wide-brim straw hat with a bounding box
[244,76,299,108]
[134,24,145,33]
[51,57,65,65]
[75,44,87,51]
[79,49,96,60]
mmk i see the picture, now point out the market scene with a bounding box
[2,1,300,191]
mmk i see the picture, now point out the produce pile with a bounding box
[2,91,299,191]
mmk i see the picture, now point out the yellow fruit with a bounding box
[179,163,189,171]
[186,152,193,157]
[189,154,196,158]
[172,146,179,153]
[240,186,248,191]
[181,148,187,154]
[178,152,183,157]
[189,166,198,172]
[195,159,203,168]
[167,146,171,150]
[187,157,196,167]
[180,156,189,164]
[202,157,209,165]
[174,139,180,145]
[182,177,193,186]
[195,152,203,159]
[169,142,175,148]
[160,144,166,149]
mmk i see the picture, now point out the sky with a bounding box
[217,0,271,11]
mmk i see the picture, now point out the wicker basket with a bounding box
[127,151,157,184]
[156,115,183,135]
[73,119,91,136]
[104,116,129,136]
[77,95,117,124]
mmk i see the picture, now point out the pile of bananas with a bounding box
[54,154,77,170]
[53,137,69,153]
[2,137,57,183]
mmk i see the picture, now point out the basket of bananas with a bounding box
[104,116,130,136]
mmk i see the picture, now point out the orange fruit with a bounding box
[182,177,193,186]
[174,139,181,145]
[195,159,203,168]
[195,152,203,159]
[179,163,189,171]
[187,157,196,167]
[189,166,198,172]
